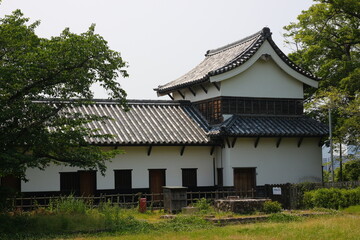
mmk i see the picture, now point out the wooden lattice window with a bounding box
[114,170,132,190]
[60,172,79,193]
[182,168,197,188]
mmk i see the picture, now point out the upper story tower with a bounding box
[155,28,319,124]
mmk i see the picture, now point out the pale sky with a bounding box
[0,0,315,100]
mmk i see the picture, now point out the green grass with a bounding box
[2,201,360,240]
[67,214,360,240]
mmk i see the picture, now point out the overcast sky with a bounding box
[0,0,315,100]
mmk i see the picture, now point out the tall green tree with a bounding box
[284,0,360,146]
[0,10,129,179]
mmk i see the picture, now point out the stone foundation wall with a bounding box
[215,197,270,214]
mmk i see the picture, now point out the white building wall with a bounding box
[22,165,82,192]
[220,59,303,99]
[22,146,214,192]
[222,137,322,186]
[172,58,303,102]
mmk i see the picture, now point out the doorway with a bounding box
[233,168,256,197]
[149,169,166,200]
[79,171,96,196]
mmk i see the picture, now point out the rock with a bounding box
[182,206,199,214]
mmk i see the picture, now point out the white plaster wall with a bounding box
[22,146,214,192]
[210,40,318,88]
[222,137,322,186]
[220,59,304,99]
[98,146,214,189]
[22,165,82,192]
[172,82,221,102]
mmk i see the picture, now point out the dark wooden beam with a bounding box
[177,90,185,99]
[147,146,153,156]
[167,93,174,100]
[276,137,282,148]
[180,146,186,156]
[231,137,237,148]
[297,137,304,148]
[213,82,220,91]
[188,87,196,96]
[200,84,208,94]
[210,145,215,155]
[254,137,260,148]
[225,138,231,148]
[318,137,323,147]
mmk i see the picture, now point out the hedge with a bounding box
[303,187,360,209]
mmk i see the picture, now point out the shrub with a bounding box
[292,182,318,208]
[342,205,360,214]
[303,187,360,210]
[263,201,282,214]
[193,198,212,213]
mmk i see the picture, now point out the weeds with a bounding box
[48,195,90,214]
[193,198,212,213]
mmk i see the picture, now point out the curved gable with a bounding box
[155,27,319,96]
[210,40,319,88]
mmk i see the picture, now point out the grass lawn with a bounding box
[1,197,360,240]
[67,213,360,240]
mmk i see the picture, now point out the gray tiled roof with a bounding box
[209,115,328,137]
[65,100,211,145]
[58,100,327,145]
[155,27,318,94]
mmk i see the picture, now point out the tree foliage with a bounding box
[0,10,129,178]
[284,0,360,145]
[335,158,360,181]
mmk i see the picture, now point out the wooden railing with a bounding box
[7,189,256,211]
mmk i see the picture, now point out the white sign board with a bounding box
[272,187,282,195]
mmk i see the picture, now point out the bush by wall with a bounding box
[262,201,282,214]
[303,187,360,209]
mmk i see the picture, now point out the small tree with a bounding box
[284,0,360,147]
[341,159,360,181]
[0,10,128,179]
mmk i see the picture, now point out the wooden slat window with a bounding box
[296,100,303,114]
[60,172,79,194]
[267,100,275,114]
[182,168,197,188]
[244,99,252,113]
[289,101,295,115]
[217,168,223,187]
[114,170,132,190]
[195,97,304,123]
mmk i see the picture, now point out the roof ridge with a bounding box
[205,30,262,57]
[127,99,191,105]
[205,27,271,57]
[33,98,192,106]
